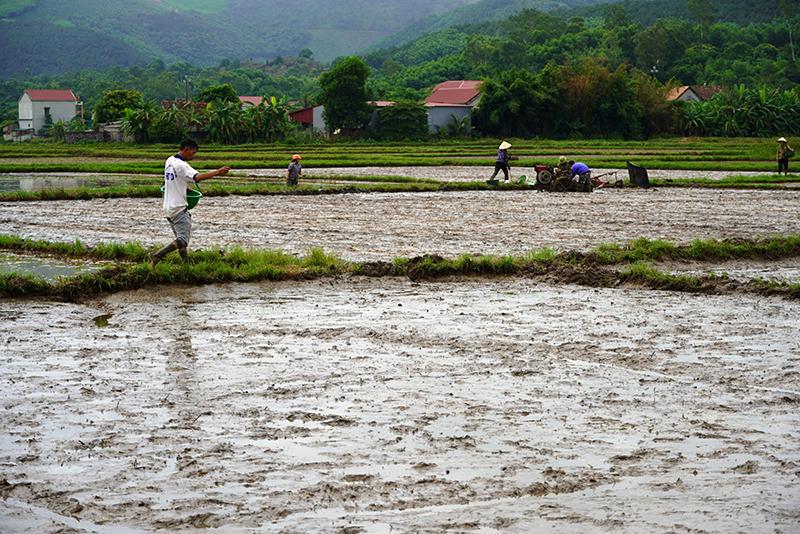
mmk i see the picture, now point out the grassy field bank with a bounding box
[0,137,787,174]
[2,234,798,300]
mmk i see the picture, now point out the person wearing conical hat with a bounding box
[287,153,302,186]
[776,137,792,176]
[489,141,511,182]
[556,155,571,174]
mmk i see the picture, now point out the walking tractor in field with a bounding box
[531,164,623,192]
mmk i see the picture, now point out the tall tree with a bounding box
[319,56,372,135]
[196,83,239,104]
[778,0,799,62]
[688,0,715,43]
[93,89,143,124]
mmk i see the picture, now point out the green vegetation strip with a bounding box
[1,235,798,300]
[0,179,532,201]
[0,137,789,175]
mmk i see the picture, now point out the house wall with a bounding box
[18,94,33,130]
[676,90,701,103]
[312,105,326,133]
[18,95,77,132]
[427,106,472,133]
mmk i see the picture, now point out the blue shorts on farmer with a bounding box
[168,208,192,248]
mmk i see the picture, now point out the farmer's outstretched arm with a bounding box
[196,166,231,181]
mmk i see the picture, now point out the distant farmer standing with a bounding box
[489,141,511,182]
[149,138,231,266]
[776,137,793,175]
[287,154,302,186]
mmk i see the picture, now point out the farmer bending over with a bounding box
[150,138,231,266]
[570,161,593,192]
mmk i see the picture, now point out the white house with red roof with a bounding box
[424,80,482,133]
[19,89,79,133]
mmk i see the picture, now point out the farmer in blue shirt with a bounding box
[287,154,302,186]
[570,161,593,192]
[489,141,511,182]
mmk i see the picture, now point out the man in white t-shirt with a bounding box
[149,138,231,266]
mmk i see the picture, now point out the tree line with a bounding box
[4,3,800,140]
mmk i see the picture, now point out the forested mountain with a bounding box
[365,3,799,98]
[374,0,604,48]
[0,0,477,76]
[379,0,789,49]
[572,0,788,26]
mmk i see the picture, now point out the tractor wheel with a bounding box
[536,169,553,185]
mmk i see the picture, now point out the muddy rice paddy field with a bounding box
[2,187,800,260]
[2,174,800,532]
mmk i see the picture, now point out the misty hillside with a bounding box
[374,0,609,48]
[377,0,785,50]
[0,0,477,76]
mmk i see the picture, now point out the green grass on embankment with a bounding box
[0,137,789,174]
[1,234,798,300]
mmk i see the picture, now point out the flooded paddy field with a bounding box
[0,252,111,281]
[1,278,799,532]
[2,188,799,261]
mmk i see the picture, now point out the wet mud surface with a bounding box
[660,257,800,283]
[1,279,799,532]
[2,188,799,261]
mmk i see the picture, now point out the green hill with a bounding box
[0,0,477,76]
[374,0,604,49]
[378,0,786,49]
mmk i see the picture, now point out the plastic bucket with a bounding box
[186,188,202,209]
[160,186,203,209]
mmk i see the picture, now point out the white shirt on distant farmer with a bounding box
[163,154,199,218]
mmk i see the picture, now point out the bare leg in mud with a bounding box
[149,240,189,266]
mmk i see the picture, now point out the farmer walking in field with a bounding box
[287,154,302,186]
[489,141,511,183]
[776,137,793,175]
[149,138,231,267]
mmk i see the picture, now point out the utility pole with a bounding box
[183,75,191,101]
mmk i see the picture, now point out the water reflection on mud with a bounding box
[0,252,107,281]
[1,279,798,532]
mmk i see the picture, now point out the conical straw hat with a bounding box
[499,141,511,150]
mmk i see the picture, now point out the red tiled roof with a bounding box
[24,89,77,102]
[691,85,723,100]
[239,96,264,106]
[424,81,482,106]
[665,85,723,102]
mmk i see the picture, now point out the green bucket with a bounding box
[160,186,203,209]
[186,188,202,209]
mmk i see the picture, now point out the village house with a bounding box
[289,104,326,132]
[239,96,264,108]
[289,101,397,135]
[18,89,80,135]
[424,80,481,133]
[665,85,723,103]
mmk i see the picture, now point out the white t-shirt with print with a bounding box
[163,155,199,218]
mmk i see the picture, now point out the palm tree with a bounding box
[120,99,160,143]
[160,100,192,141]
[204,100,243,144]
